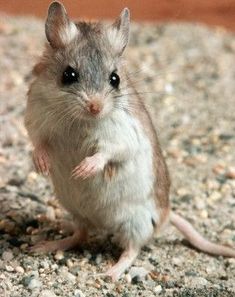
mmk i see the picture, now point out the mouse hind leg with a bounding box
[105,207,156,281]
[106,244,139,282]
[30,228,87,253]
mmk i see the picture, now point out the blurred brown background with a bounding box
[0,0,235,31]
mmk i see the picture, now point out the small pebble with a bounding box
[95,253,102,265]
[188,276,208,288]
[172,257,182,266]
[61,268,76,283]
[129,266,149,280]
[15,266,25,274]
[31,270,39,278]
[39,290,57,297]
[0,220,16,233]
[226,167,235,179]
[22,276,32,287]
[40,260,50,270]
[177,188,189,196]
[40,273,46,277]
[51,264,58,270]
[27,171,38,182]
[206,266,214,274]
[93,280,101,289]
[132,275,142,284]
[164,83,173,94]
[125,273,132,283]
[54,250,64,261]
[74,289,85,297]
[206,180,220,190]
[20,243,29,250]
[227,258,235,265]
[199,210,208,219]
[213,164,225,175]
[28,278,42,290]
[2,250,14,261]
[69,265,80,275]
[0,273,6,280]
[5,265,14,272]
[83,250,92,260]
[194,197,206,210]
[154,285,162,294]
[167,147,183,159]
[66,259,74,268]
[208,191,222,202]
[46,206,56,221]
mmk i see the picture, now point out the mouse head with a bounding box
[32,1,130,121]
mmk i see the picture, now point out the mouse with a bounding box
[24,1,235,281]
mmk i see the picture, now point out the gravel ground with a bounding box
[0,14,235,297]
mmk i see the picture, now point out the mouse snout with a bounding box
[87,99,103,116]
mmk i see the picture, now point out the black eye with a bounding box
[109,72,120,89]
[62,66,78,85]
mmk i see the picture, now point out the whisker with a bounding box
[119,69,178,91]
[113,91,167,99]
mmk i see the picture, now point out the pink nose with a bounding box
[88,102,101,115]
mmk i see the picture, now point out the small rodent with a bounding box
[24,1,235,281]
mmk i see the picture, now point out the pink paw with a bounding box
[33,147,50,175]
[105,266,121,282]
[71,154,105,180]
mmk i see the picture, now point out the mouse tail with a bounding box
[170,211,235,257]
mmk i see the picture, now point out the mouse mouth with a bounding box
[85,109,106,120]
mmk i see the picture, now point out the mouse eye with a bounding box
[62,66,78,85]
[109,72,120,89]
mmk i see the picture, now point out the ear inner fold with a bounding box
[107,8,130,56]
[45,1,78,49]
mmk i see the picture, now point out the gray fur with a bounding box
[25,4,235,281]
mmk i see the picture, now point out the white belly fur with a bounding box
[50,110,158,247]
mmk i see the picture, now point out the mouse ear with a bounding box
[107,8,130,56]
[45,1,78,49]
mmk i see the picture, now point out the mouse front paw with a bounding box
[33,146,50,175]
[71,153,105,180]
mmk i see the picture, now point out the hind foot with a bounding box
[105,246,139,282]
[30,229,87,253]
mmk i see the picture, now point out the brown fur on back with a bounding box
[126,73,171,227]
